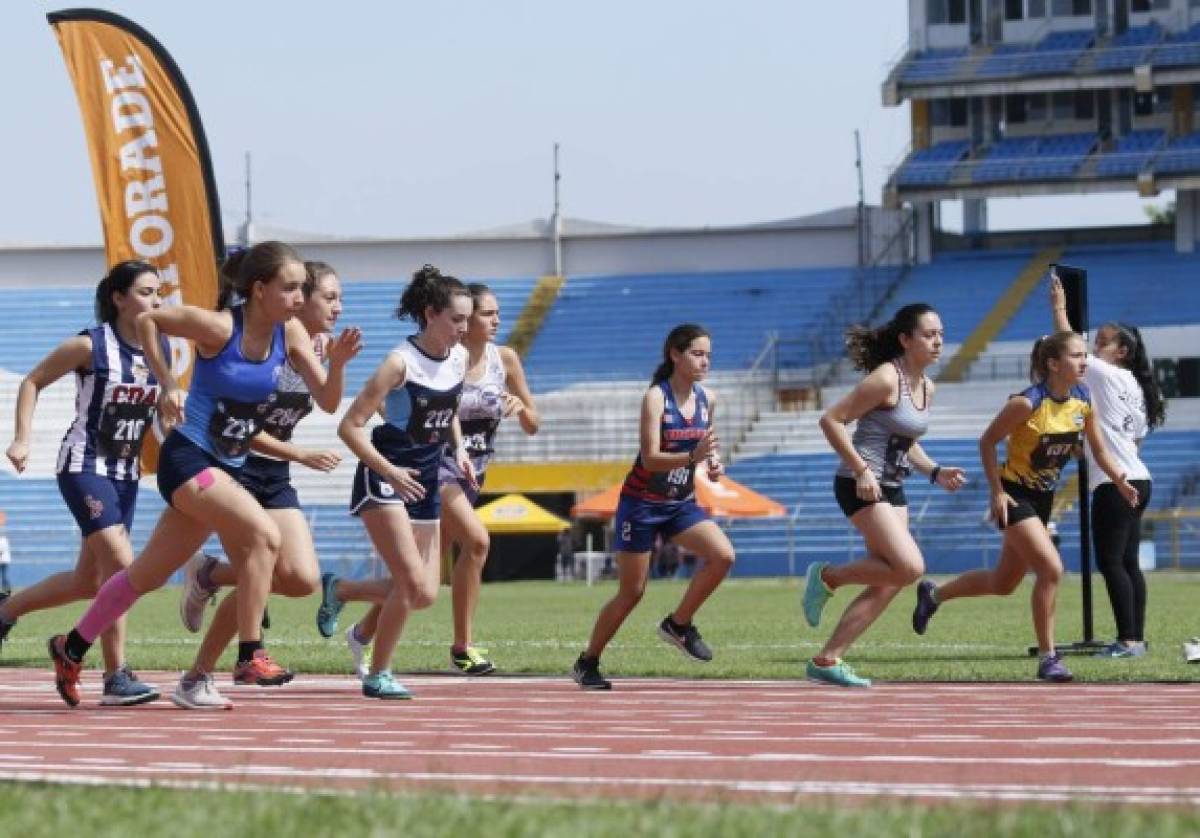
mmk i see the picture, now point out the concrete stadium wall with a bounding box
[0,212,889,286]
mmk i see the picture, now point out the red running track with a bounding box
[1,668,1200,805]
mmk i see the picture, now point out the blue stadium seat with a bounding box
[521,268,857,389]
[896,140,971,186]
[1150,22,1200,68]
[997,241,1200,341]
[1153,131,1200,175]
[1094,23,1163,71]
[900,47,968,83]
[1094,129,1165,177]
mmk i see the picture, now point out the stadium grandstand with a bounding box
[2,2,1199,588]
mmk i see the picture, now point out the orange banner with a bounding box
[48,9,224,471]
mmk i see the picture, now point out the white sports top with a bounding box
[1083,355,1151,492]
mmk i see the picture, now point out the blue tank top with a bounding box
[621,381,711,503]
[177,305,288,467]
[57,323,169,481]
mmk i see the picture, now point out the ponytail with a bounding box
[94,260,158,323]
[845,303,935,372]
[396,264,468,328]
[1029,331,1079,384]
[216,247,248,310]
[1105,321,1166,429]
[216,241,302,311]
[652,323,709,384]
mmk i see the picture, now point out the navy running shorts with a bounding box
[57,471,140,537]
[613,494,709,554]
[156,431,238,507]
[238,455,301,510]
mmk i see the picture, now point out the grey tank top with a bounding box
[835,360,930,487]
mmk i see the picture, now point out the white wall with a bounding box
[0,213,889,287]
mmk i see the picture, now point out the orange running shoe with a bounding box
[48,634,82,707]
[232,649,294,686]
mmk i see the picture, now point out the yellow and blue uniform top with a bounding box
[1000,382,1091,493]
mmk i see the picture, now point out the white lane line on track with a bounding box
[70,758,126,765]
[550,747,609,753]
[277,738,333,745]
[448,744,511,751]
[642,750,711,757]
[4,739,1198,769]
[0,764,1197,806]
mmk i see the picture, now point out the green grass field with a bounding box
[3,573,1200,682]
[2,573,1200,835]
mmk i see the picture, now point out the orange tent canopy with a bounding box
[571,472,786,520]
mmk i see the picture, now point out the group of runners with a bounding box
[0,246,1166,705]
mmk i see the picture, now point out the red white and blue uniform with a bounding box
[350,338,467,521]
[614,381,710,552]
[156,305,288,505]
[56,323,167,536]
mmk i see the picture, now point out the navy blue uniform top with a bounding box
[621,381,710,503]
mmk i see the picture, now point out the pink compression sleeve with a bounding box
[76,569,140,643]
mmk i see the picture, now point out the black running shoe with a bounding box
[572,654,612,690]
[912,580,940,636]
[657,616,713,662]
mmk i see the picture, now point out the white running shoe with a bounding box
[171,672,232,710]
[180,552,218,633]
[346,625,370,679]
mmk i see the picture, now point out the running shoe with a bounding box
[912,579,940,636]
[315,572,343,639]
[100,665,160,706]
[802,561,832,628]
[232,650,294,686]
[1036,653,1074,683]
[48,634,82,707]
[806,657,871,688]
[346,625,370,679]
[450,645,496,676]
[362,671,412,700]
[180,552,219,633]
[171,673,233,710]
[571,653,612,690]
[656,616,713,662]
[1094,641,1147,658]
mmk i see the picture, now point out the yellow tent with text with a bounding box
[476,494,570,535]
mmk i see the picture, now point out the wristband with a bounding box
[930,466,942,484]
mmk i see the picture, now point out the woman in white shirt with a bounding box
[1050,273,1166,657]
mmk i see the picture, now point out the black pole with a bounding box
[1046,262,1103,653]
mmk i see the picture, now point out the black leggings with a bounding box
[1092,480,1152,642]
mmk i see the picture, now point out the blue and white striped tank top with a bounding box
[57,323,167,481]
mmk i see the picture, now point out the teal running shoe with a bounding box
[362,671,412,700]
[315,572,343,639]
[806,658,871,688]
[802,561,832,628]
